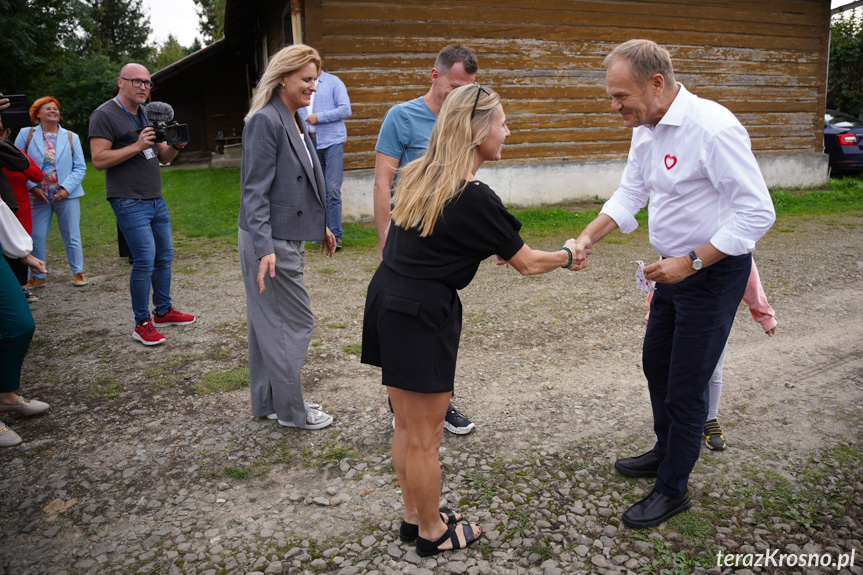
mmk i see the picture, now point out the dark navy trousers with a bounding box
[642,253,752,497]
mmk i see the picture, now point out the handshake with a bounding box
[493,236,593,273]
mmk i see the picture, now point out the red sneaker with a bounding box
[153,307,196,326]
[133,319,166,346]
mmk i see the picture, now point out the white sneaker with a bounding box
[265,401,320,420]
[278,407,333,430]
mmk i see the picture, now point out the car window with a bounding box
[825,110,863,128]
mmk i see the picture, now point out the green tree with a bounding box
[50,52,118,135]
[193,0,225,43]
[828,9,863,116]
[0,0,76,93]
[153,34,187,71]
[77,0,153,64]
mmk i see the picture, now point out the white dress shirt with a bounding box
[600,85,775,258]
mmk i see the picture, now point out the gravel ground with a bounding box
[0,210,862,575]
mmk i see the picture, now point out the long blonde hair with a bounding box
[391,84,501,236]
[244,44,321,122]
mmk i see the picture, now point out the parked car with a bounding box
[824,109,863,173]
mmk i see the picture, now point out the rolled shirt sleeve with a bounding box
[703,125,776,256]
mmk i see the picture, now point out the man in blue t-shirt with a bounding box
[372,44,479,435]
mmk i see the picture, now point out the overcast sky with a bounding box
[144,0,201,47]
[142,0,863,49]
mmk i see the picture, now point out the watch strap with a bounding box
[688,251,702,269]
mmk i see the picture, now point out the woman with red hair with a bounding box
[15,96,87,288]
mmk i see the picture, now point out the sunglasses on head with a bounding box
[471,83,490,120]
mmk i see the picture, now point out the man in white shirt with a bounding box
[573,40,775,528]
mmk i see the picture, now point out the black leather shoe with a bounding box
[622,488,691,528]
[614,450,664,477]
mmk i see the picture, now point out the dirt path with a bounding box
[1,211,861,574]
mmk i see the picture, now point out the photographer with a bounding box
[89,63,196,346]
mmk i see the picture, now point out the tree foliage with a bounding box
[153,34,188,71]
[153,34,202,72]
[0,0,74,91]
[828,10,863,117]
[77,0,152,63]
[193,0,225,43]
[50,52,119,134]
[0,0,200,150]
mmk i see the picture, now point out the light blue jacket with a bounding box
[298,70,352,149]
[14,124,86,199]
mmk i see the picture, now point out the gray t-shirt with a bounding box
[88,99,161,200]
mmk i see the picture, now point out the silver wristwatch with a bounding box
[688,251,703,271]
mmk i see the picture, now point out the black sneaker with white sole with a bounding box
[704,419,726,451]
[444,403,475,435]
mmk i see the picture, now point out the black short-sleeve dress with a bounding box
[361,180,525,393]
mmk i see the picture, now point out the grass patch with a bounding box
[223,466,251,481]
[666,511,718,567]
[194,368,249,394]
[342,343,361,355]
[300,433,359,469]
[770,176,863,215]
[526,537,554,562]
[89,376,124,400]
[257,438,297,468]
[470,472,499,500]
[638,540,707,574]
[326,322,346,329]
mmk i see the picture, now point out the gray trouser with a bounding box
[238,227,313,428]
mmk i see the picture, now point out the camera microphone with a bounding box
[144,101,174,124]
[142,101,189,147]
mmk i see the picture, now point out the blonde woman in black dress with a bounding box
[362,84,578,557]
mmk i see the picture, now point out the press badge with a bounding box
[143,148,157,160]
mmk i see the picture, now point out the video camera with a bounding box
[144,101,189,147]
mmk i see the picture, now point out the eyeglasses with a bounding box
[470,83,490,120]
[120,77,155,89]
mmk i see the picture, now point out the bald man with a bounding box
[89,63,196,346]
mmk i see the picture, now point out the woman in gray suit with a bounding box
[238,44,337,430]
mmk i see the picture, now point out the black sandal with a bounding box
[416,522,482,557]
[399,506,461,542]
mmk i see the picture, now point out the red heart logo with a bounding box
[664,155,677,170]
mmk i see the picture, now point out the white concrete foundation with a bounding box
[331,152,831,221]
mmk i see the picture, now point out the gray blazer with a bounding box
[238,95,327,258]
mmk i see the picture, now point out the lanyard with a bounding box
[115,97,147,131]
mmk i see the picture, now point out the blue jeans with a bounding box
[642,253,751,497]
[109,198,174,324]
[314,143,343,239]
[29,196,84,278]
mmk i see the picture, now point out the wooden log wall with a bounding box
[302,0,830,171]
